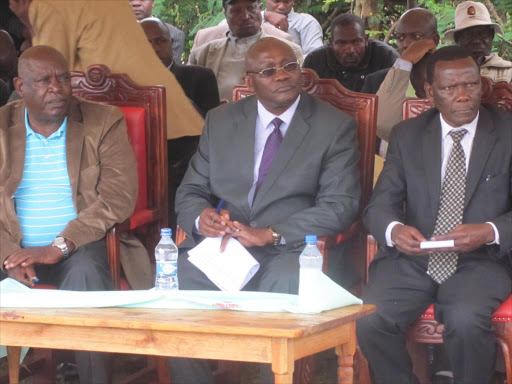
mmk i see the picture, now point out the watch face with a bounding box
[54,237,66,246]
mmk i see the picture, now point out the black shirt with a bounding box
[303,39,398,92]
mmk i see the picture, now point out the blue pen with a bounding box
[216,199,225,214]
[32,277,39,283]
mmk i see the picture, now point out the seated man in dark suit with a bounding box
[0,45,152,383]
[357,46,512,384]
[303,13,398,92]
[169,36,361,384]
[141,17,221,229]
[361,8,438,152]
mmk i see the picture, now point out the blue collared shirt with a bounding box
[13,109,77,247]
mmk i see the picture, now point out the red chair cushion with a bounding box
[119,106,147,212]
[419,294,512,323]
[129,209,154,230]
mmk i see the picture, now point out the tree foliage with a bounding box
[154,0,511,61]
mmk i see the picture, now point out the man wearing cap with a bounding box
[188,0,303,101]
[446,0,512,84]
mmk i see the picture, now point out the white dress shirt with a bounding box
[385,112,500,246]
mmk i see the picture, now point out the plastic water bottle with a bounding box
[154,228,179,290]
[299,235,323,271]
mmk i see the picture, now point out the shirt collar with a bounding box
[25,108,68,139]
[257,95,301,130]
[228,29,263,44]
[287,9,296,19]
[440,111,479,140]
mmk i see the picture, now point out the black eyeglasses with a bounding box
[246,61,300,78]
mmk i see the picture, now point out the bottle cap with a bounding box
[305,235,317,244]
[160,228,172,236]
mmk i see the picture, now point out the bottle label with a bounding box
[156,260,177,276]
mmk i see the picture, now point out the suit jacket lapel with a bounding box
[232,97,257,217]
[8,103,27,196]
[66,99,84,205]
[422,112,442,219]
[464,107,496,208]
[252,94,311,211]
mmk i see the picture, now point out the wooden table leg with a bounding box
[336,322,357,384]
[271,338,294,384]
[7,346,21,384]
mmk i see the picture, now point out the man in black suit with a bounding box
[141,18,220,229]
[357,46,512,384]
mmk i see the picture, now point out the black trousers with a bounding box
[167,247,301,384]
[356,253,511,384]
[1,240,113,384]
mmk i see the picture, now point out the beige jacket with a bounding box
[192,23,293,50]
[481,54,512,84]
[28,0,203,140]
[188,29,304,75]
[0,98,153,289]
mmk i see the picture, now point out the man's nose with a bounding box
[274,67,291,80]
[49,77,63,92]
[455,85,470,100]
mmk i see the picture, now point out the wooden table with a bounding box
[0,304,375,384]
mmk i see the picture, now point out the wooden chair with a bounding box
[23,64,169,384]
[233,68,377,290]
[366,78,512,384]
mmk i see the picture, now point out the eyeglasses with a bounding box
[246,61,300,78]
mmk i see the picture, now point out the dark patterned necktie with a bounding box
[427,129,468,284]
[255,118,283,195]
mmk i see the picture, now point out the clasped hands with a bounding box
[198,208,274,251]
[391,223,496,256]
[3,245,64,286]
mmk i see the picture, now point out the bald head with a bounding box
[0,30,17,82]
[395,8,439,54]
[244,37,301,115]
[14,46,72,132]
[245,37,296,73]
[18,45,69,79]
[140,18,173,67]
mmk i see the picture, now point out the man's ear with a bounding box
[425,82,434,103]
[244,75,254,92]
[13,77,24,97]
[433,33,440,46]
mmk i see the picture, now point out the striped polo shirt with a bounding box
[13,109,77,247]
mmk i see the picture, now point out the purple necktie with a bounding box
[255,117,283,195]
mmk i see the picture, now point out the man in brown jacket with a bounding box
[0,45,152,384]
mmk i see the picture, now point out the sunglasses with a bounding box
[246,61,300,78]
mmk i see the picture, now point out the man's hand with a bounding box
[401,39,437,65]
[4,245,63,270]
[198,208,235,238]
[9,0,32,29]
[391,224,428,256]
[264,10,289,31]
[430,223,495,253]
[220,222,273,251]
[7,264,37,287]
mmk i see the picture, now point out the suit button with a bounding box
[250,221,257,227]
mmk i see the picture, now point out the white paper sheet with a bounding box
[187,237,260,292]
[420,240,455,249]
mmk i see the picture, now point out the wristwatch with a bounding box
[268,227,282,246]
[52,237,70,259]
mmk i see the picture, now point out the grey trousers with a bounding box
[1,240,113,384]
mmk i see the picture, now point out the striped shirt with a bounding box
[13,109,77,247]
